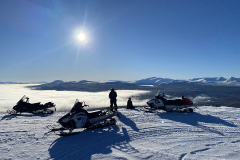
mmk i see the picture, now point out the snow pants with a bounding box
[110,99,117,111]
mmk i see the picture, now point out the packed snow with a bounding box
[1,106,240,160]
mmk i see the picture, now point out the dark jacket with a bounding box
[127,100,134,109]
[109,91,117,101]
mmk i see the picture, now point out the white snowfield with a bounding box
[1,106,240,160]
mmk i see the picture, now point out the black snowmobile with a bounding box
[7,95,56,115]
[141,93,194,113]
[48,99,119,136]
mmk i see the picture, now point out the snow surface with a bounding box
[1,106,240,160]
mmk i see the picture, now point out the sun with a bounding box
[77,33,86,41]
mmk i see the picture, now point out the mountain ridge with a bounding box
[48,76,240,86]
[1,77,240,85]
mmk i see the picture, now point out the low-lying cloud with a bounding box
[0,84,150,112]
[192,95,211,103]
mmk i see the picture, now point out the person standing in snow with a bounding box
[109,88,117,111]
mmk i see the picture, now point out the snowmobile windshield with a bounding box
[70,100,83,114]
[155,94,166,100]
[17,95,27,104]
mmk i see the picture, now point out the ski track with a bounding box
[0,106,240,159]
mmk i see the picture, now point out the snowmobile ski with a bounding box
[115,111,121,118]
[56,131,82,136]
[140,107,158,113]
[48,118,117,136]
[47,125,68,132]
[140,106,194,113]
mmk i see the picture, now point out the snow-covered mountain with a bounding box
[225,77,240,82]
[131,77,174,85]
[187,77,240,85]
[189,77,227,83]
[41,77,237,87]
[131,77,240,85]
[2,76,240,86]
[36,77,175,86]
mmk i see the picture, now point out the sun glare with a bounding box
[77,33,86,41]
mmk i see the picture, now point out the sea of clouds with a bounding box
[0,84,150,112]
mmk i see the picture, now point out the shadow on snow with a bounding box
[48,126,139,160]
[157,111,237,136]
[48,110,141,159]
[118,111,139,132]
[48,109,237,159]
[1,113,51,121]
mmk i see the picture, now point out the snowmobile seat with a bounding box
[164,99,182,106]
[33,102,41,105]
[174,99,183,106]
[88,110,102,119]
[164,100,175,105]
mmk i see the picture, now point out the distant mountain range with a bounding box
[135,77,240,85]
[1,77,240,85]
[48,77,240,86]
[0,81,47,84]
[188,77,240,83]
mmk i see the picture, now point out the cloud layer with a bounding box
[0,84,150,112]
[192,95,211,103]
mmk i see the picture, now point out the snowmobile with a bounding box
[141,94,194,113]
[7,95,56,115]
[47,99,119,136]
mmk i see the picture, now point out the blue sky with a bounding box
[0,0,240,82]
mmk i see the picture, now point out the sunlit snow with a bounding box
[1,106,240,159]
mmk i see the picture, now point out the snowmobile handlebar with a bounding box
[84,105,89,107]
[81,101,89,108]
